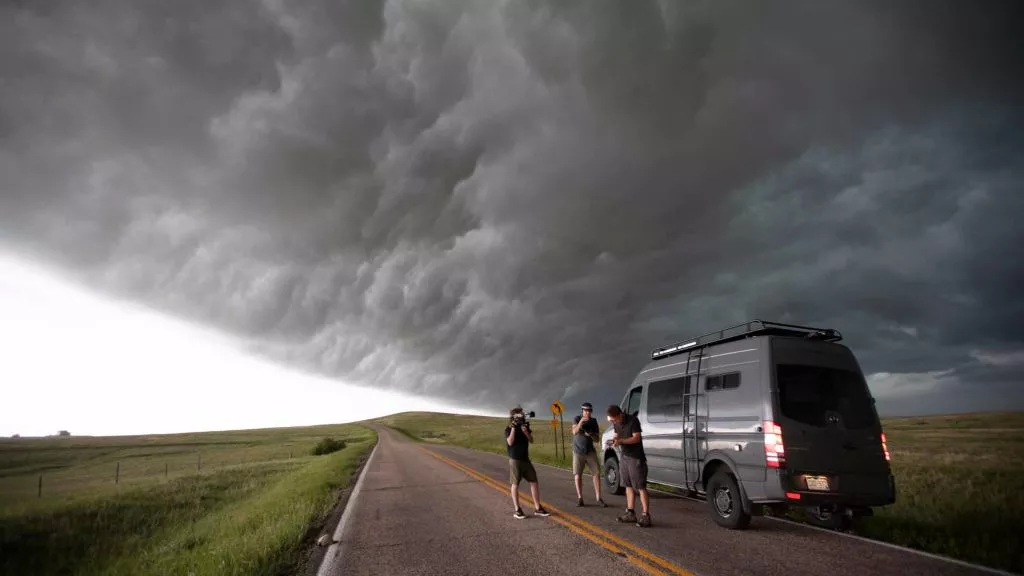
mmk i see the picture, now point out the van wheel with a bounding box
[804,506,852,531]
[706,470,751,530]
[604,457,625,496]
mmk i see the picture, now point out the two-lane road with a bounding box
[320,426,1006,576]
[318,426,652,576]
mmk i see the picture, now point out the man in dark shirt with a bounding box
[606,404,651,527]
[505,406,550,519]
[571,402,607,507]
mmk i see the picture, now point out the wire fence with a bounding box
[0,445,310,502]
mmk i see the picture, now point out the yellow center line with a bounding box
[420,448,659,573]
[419,446,695,576]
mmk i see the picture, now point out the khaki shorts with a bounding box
[509,458,538,485]
[572,450,601,476]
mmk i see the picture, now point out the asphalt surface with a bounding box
[323,426,1005,576]
[321,426,652,576]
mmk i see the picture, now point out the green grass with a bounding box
[373,412,592,469]
[0,424,376,576]
[855,412,1024,574]
[372,410,1024,574]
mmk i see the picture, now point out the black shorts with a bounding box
[620,455,648,490]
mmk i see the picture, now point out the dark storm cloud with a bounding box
[710,109,1024,414]
[1,0,1022,415]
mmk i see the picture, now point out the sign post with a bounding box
[550,400,566,461]
[549,419,559,460]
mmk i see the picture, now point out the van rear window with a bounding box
[775,364,876,429]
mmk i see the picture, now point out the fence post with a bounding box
[115,462,120,484]
[38,475,42,498]
[197,452,202,472]
[165,462,168,478]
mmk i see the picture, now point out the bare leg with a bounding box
[625,486,635,510]
[529,481,542,509]
[639,489,649,514]
[574,475,583,499]
[511,484,520,510]
[592,474,602,500]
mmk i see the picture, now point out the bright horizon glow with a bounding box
[0,249,499,438]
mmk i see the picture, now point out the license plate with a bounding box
[805,475,830,491]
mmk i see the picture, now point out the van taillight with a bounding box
[764,421,785,468]
[881,432,891,461]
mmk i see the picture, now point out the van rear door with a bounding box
[769,339,889,491]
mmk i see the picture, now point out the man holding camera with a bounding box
[606,404,652,527]
[571,402,607,507]
[505,406,550,519]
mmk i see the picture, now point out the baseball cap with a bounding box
[581,402,593,410]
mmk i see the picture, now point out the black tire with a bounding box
[803,506,853,531]
[604,457,625,496]
[706,470,751,530]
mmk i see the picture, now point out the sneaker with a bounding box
[637,513,652,528]
[534,507,551,516]
[513,508,526,519]
[617,509,637,523]
[576,498,584,507]
[596,498,608,508]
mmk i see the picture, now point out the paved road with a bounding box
[320,426,652,576]
[322,426,1004,576]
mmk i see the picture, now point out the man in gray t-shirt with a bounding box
[570,402,607,507]
[607,404,651,527]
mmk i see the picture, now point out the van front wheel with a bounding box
[706,470,751,530]
[604,457,625,496]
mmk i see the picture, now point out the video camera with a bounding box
[511,410,536,430]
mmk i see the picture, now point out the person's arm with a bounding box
[524,425,534,443]
[506,427,516,447]
[571,416,583,434]
[617,431,642,445]
[613,420,642,445]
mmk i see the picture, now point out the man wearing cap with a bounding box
[571,402,607,507]
[606,404,651,527]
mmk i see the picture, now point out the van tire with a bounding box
[604,457,625,496]
[803,506,852,531]
[706,470,751,530]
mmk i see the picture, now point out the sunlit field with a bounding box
[0,425,376,576]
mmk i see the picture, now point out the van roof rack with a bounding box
[650,320,843,360]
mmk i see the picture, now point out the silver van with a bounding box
[600,320,896,530]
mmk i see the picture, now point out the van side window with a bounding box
[646,377,688,423]
[706,372,741,391]
[624,386,643,417]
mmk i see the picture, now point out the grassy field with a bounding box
[857,412,1024,574]
[0,424,377,576]
[373,412,583,468]
[372,410,1024,574]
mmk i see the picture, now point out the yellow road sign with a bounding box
[550,419,558,429]
[551,400,565,415]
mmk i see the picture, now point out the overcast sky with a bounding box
[2,0,1022,434]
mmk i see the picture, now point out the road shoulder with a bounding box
[298,428,379,576]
